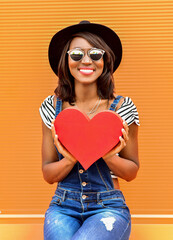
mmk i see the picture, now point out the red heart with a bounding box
[54,108,123,170]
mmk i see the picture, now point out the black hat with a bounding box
[48,20,122,75]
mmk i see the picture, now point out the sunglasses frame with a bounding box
[67,48,105,62]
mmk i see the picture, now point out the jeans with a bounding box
[44,187,131,240]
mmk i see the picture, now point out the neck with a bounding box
[74,81,98,103]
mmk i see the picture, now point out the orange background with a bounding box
[0,0,173,239]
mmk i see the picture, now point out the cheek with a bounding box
[68,58,78,73]
[96,60,104,72]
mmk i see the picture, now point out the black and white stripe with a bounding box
[39,95,139,179]
[116,97,140,126]
[39,95,140,129]
[39,95,55,128]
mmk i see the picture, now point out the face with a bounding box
[68,37,104,84]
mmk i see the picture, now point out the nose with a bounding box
[81,53,92,64]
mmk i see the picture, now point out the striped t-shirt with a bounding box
[39,95,140,178]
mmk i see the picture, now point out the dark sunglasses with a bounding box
[67,48,105,62]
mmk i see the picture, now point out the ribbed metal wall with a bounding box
[0,0,173,216]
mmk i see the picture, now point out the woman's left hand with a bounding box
[102,121,129,161]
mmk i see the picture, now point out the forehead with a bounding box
[69,37,93,50]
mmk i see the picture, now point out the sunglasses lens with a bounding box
[89,49,104,61]
[69,49,83,61]
[68,49,104,61]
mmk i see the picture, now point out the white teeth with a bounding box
[79,69,93,73]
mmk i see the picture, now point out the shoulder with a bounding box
[116,96,140,126]
[39,95,56,129]
[43,95,55,105]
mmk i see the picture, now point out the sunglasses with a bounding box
[67,48,105,62]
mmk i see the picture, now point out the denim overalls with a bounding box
[44,96,131,240]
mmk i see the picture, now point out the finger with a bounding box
[119,136,126,147]
[121,128,129,142]
[54,136,69,156]
[53,133,59,146]
[123,121,129,134]
[51,119,55,129]
[112,136,126,154]
[54,137,77,163]
[53,134,63,154]
[51,122,57,139]
[112,141,121,155]
[103,135,126,160]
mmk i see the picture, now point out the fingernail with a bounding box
[119,136,122,140]
[55,134,58,138]
[122,128,125,132]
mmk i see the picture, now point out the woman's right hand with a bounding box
[51,120,78,164]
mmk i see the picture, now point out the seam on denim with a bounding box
[80,193,85,213]
[55,193,85,201]
[77,162,84,192]
[101,197,124,201]
[101,202,126,209]
[80,213,84,222]
[97,193,100,203]
[106,164,115,188]
[55,194,63,199]
[80,199,95,202]
[83,170,92,190]
[62,190,66,201]
[57,187,81,193]
[57,186,81,192]
[64,197,81,201]
[57,187,122,195]
[55,196,125,202]
[119,220,131,240]
[95,162,109,191]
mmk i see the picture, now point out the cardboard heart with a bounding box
[54,108,123,170]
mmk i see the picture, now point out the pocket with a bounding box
[99,197,126,209]
[98,198,131,222]
[121,207,131,222]
[49,194,62,206]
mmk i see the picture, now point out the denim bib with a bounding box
[55,96,123,192]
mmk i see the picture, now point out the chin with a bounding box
[76,78,97,85]
[74,73,101,85]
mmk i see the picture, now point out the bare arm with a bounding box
[41,121,77,184]
[103,122,139,182]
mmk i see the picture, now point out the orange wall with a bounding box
[0,0,173,220]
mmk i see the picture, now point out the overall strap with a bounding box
[109,95,123,111]
[55,97,62,118]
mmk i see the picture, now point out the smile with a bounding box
[79,68,94,75]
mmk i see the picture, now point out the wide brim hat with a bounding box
[48,20,122,75]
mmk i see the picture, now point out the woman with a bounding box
[39,20,140,240]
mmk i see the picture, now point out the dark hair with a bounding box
[54,32,116,105]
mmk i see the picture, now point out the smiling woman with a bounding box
[39,20,139,240]
[68,37,104,84]
[55,31,116,104]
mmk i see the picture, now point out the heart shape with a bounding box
[54,108,123,170]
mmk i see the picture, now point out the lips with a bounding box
[79,68,94,75]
